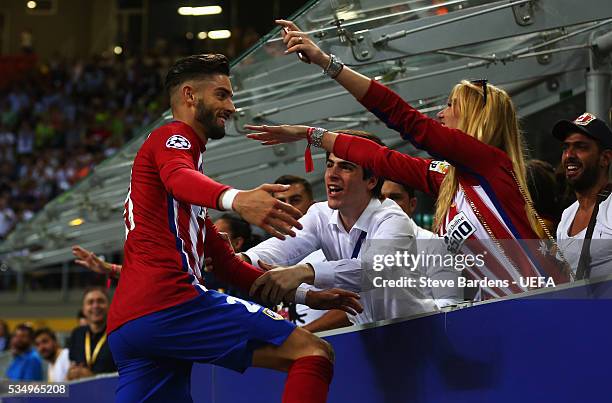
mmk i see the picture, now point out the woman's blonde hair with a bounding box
[433,80,544,237]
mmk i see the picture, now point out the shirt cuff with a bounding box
[220,188,240,211]
[295,284,311,304]
[242,251,260,267]
[312,261,337,289]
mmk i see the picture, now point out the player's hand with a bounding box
[276,19,330,68]
[72,245,109,275]
[245,124,309,146]
[249,261,314,305]
[233,184,303,240]
[305,289,363,316]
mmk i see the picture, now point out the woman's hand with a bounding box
[245,124,310,145]
[276,20,330,68]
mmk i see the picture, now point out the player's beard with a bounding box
[195,99,226,140]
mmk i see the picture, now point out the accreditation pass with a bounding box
[1,381,69,398]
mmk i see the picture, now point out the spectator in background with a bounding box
[272,175,328,328]
[206,213,263,294]
[68,286,116,380]
[213,213,262,252]
[273,174,315,214]
[0,320,10,351]
[526,159,561,233]
[34,328,70,382]
[381,180,461,307]
[5,323,43,381]
[553,113,612,278]
[381,180,417,217]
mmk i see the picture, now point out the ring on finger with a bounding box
[297,36,303,43]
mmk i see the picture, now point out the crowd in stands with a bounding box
[2,287,116,382]
[0,55,170,239]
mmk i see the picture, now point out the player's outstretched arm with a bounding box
[157,137,303,240]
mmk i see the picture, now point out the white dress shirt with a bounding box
[244,198,437,325]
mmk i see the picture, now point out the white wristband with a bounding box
[220,189,240,211]
[295,284,310,305]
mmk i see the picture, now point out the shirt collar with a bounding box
[328,198,381,233]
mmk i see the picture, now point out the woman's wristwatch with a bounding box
[323,54,344,79]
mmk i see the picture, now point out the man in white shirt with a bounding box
[34,328,70,382]
[244,131,436,329]
[553,112,612,278]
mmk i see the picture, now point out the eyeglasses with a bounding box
[470,79,488,106]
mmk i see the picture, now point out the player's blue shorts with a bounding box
[108,288,296,403]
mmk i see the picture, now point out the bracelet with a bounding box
[323,54,344,79]
[309,127,327,148]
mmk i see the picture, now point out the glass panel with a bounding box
[1,0,606,294]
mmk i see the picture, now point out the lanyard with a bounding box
[85,331,107,368]
[351,230,367,259]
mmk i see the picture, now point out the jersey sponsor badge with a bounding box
[444,211,476,253]
[262,308,285,320]
[429,160,450,175]
[573,113,596,126]
[166,134,191,150]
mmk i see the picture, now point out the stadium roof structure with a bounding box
[2,0,612,273]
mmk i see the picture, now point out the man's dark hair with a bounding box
[274,175,314,200]
[33,327,57,342]
[396,182,416,199]
[217,213,259,252]
[164,54,230,96]
[327,129,385,198]
[15,323,34,338]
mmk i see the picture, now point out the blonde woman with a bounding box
[246,20,570,299]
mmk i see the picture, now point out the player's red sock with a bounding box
[282,355,333,403]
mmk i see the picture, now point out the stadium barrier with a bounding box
[2,277,612,402]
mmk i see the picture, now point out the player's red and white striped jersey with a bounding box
[108,121,262,333]
[333,80,569,298]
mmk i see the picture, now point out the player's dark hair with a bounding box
[164,54,230,96]
[326,130,385,199]
[274,175,314,201]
